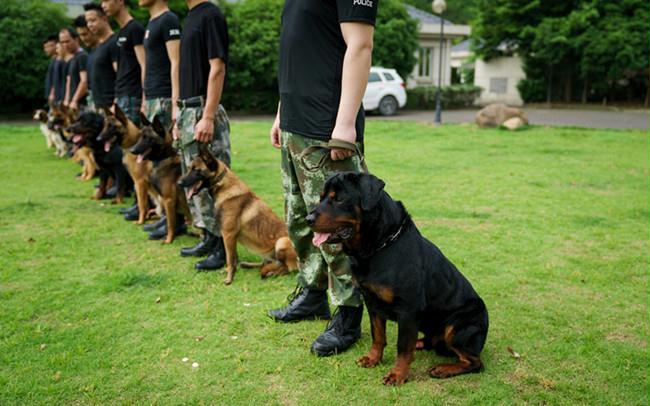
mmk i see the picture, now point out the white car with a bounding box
[363,67,407,116]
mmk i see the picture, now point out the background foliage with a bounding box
[472,0,650,105]
[0,0,68,113]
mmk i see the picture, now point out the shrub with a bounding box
[406,84,483,109]
[517,78,546,103]
[0,0,68,113]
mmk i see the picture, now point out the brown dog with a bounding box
[71,146,99,181]
[178,147,298,285]
[98,106,153,215]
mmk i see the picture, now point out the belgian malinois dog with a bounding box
[178,147,298,285]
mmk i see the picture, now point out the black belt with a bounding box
[177,96,204,108]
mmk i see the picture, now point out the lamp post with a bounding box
[432,0,447,124]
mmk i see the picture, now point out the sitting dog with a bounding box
[129,114,190,243]
[307,172,489,385]
[178,147,298,285]
[33,109,55,149]
[98,106,152,221]
[71,144,99,181]
[42,105,71,157]
[67,112,132,202]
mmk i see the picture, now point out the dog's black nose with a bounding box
[305,213,316,226]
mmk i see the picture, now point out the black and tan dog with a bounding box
[129,114,190,243]
[67,112,131,202]
[98,106,151,215]
[46,103,74,157]
[307,172,489,385]
[178,147,298,285]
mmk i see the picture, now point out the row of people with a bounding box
[40,0,379,359]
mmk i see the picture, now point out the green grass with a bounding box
[0,121,648,405]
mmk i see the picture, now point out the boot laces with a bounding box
[286,285,303,304]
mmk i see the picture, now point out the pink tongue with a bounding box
[312,232,331,247]
[104,142,110,152]
[73,135,82,143]
[137,154,144,163]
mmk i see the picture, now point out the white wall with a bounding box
[408,38,452,88]
[474,55,525,106]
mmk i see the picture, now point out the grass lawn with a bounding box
[0,121,648,405]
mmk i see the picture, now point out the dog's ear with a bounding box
[152,115,166,138]
[139,112,151,127]
[114,104,128,125]
[358,173,385,211]
[101,107,112,117]
[198,144,219,172]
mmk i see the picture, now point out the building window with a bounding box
[418,47,432,78]
[490,77,508,94]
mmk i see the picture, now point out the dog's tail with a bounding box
[240,262,263,269]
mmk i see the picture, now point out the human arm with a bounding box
[194,58,225,143]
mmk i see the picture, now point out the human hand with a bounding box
[69,100,78,110]
[270,113,281,148]
[330,123,356,161]
[194,117,214,143]
[172,123,180,140]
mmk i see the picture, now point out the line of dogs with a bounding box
[34,106,489,385]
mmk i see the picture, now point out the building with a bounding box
[405,5,471,89]
[49,0,86,17]
[451,40,526,106]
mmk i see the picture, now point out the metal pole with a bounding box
[434,17,444,124]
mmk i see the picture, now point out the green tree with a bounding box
[373,0,419,80]
[128,0,187,25]
[0,0,68,113]
[402,0,479,24]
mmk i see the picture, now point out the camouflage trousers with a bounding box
[143,97,173,132]
[280,131,363,307]
[116,95,142,126]
[177,103,231,236]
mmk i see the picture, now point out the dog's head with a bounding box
[307,172,385,248]
[66,112,104,148]
[129,113,167,162]
[178,145,227,201]
[97,105,131,152]
[33,109,48,123]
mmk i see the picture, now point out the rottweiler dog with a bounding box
[307,172,489,385]
[97,106,152,222]
[129,114,190,243]
[67,112,131,202]
[178,147,298,285]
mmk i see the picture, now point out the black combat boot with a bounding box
[143,216,166,232]
[119,202,138,215]
[195,236,226,271]
[267,287,331,323]
[180,230,218,257]
[310,305,363,357]
[148,214,187,240]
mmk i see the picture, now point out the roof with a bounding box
[405,4,454,26]
[452,39,472,52]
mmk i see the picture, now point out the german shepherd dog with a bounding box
[33,109,57,150]
[67,112,131,202]
[307,172,489,385]
[44,104,72,157]
[178,147,298,285]
[129,114,190,244]
[97,105,152,219]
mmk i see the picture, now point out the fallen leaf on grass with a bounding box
[192,362,199,368]
[155,297,161,303]
[40,343,47,350]
[195,335,205,342]
[507,346,521,359]
[53,371,62,381]
[182,357,189,363]
[27,238,35,243]
[540,377,556,389]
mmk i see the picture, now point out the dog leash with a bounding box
[298,139,369,173]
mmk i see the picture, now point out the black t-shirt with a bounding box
[179,2,228,100]
[45,59,55,99]
[144,11,181,99]
[53,59,67,103]
[278,0,379,141]
[68,50,88,103]
[86,49,95,91]
[115,19,145,97]
[92,34,119,108]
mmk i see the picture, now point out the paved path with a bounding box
[3,108,648,130]
[369,108,649,131]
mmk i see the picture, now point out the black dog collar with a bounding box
[363,215,410,258]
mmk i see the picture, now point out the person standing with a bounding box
[175,0,231,271]
[74,14,99,111]
[52,40,69,104]
[267,1,378,357]
[61,27,88,111]
[43,35,58,104]
[84,2,118,111]
[101,0,146,124]
[139,0,180,131]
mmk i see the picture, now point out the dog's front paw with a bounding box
[223,276,233,285]
[382,369,408,386]
[357,354,381,368]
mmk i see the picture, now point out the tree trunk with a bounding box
[581,78,589,104]
[645,86,648,108]
[564,73,572,103]
[546,66,553,105]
